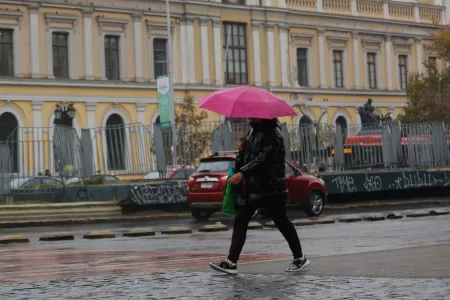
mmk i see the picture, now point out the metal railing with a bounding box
[2,120,450,197]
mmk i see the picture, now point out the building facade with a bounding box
[0,0,447,174]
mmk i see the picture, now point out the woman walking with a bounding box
[209,118,309,274]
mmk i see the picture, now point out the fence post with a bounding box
[334,123,344,167]
[80,129,94,177]
[381,124,392,167]
[280,123,291,160]
[153,123,167,172]
[432,122,449,167]
[390,122,401,166]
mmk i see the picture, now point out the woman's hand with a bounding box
[228,172,244,185]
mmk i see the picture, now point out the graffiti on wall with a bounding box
[128,181,188,205]
[317,170,450,195]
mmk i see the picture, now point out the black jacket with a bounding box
[236,119,287,204]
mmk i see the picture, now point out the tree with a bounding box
[399,26,450,123]
[174,94,211,165]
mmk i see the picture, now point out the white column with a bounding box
[133,13,144,82]
[264,0,271,7]
[213,20,222,85]
[414,5,420,23]
[385,35,393,90]
[12,22,23,77]
[86,103,97,172]
[28,3,40,78]
[99,33,107,80]
[318,29,326,88]
[383,0,390,19]
[200,19,211,84]
[279,25,290,87]
[351,0,358,16]
[317,0,324,12]
[32,101,43,174]
[83,9,94,80]
[136,103,147,171]
[252,23,262,86]
[352,33,360,89]
[266,24,276,86]
[186,18,196,84]
[416,38,423,75]
[180,20,188,84]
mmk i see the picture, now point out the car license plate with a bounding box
[201,183,213,189]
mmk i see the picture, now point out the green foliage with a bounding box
[174,94,210,166]
[399,27,450,124]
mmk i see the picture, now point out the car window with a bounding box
[197,160,235,173]
[22,178,42,188]
[104,176,118,181]
[285,162,295,176]
[43,178,64,187]
[186,170,195,177]
[171,171,187,179]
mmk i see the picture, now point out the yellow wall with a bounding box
[0,0,444,174]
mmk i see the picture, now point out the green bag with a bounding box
[221,168,237,216]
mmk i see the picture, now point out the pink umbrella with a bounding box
[199,86,297,119]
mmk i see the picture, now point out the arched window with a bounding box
[299,115,313,125]
[335,116,348,131]
[105,114,125,170]
[0,112,18,173]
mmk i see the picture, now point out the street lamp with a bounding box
[54,103,76,126]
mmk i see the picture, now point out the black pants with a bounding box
[228,197,303,263]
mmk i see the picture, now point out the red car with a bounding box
[187,153,328,220]
[168,168,195,180]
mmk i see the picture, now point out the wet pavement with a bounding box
[1,214,450,299]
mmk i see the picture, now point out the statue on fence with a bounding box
[358,98,381,126]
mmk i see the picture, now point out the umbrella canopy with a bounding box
[199,86,297,119]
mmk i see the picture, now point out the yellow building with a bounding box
[0,0,447,175]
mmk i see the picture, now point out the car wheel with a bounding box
[191,210,213,221]
[304,191,325,217]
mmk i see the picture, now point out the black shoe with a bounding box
[209,259,238,275]
[286,256,310,272]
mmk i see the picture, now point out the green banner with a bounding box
[157,76,171,128]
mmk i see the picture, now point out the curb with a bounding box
[3,208,449,244]
[312,217,335,224]
[0,235,30,244]
[40,233,75,242]
[386,213,403,219]
[405,211,430,218]
[430,209,450,216]
[161,226,193,235]
[83,231,116,239]
[248,222,264,230]
[198,223,228,233]
[363,214,386,221]
[123,229,155,237]
[337,215,363,223]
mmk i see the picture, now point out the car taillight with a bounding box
[188,177,194,186]
[221,176,228,181]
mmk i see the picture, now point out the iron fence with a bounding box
[2,120,450,198]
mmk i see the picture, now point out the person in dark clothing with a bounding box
[209,118,309,274]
